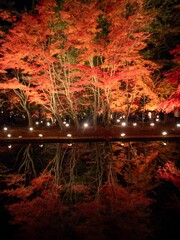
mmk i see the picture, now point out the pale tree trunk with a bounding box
[73,115,80,130]
[13,89,33,127]
[54,113,64,130]
[23,103,33,128]
[26,108,33,128]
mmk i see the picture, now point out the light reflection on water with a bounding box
[0,141,179,240]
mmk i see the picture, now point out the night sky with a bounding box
[0,0,35,11]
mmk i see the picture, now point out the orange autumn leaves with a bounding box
[0,0,177,127]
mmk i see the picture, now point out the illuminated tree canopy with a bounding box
[0,0,179,128]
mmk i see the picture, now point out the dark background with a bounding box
[0,0,35,11]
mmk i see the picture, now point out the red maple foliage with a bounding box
[158,161,180,189]
[0,0,158,128]
[157,45,180,113]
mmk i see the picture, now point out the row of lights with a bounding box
[3,119,180,131]
[3,132,170,143]
[119,131,168,136]
[35,121,51,126]
[3,127,44,138]
[5,133,44,138]
[1,129,172,138]
[34,121,90,128]
[65,121,180,128]
[2,121,180,140]
[117,120,180,128]
[3,126,73,139]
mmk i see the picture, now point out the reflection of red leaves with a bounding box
[31,173,53,190]
[158,161,180,189]
[71,184,90,193]
[73,183,152,240]
[3,172,56,201]
[3,169,153,240]
[6,191,64,240]
[4,173,25,187]
[99,184,152,209]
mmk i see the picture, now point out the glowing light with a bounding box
[68,143,72,146]
[38,134,43,137]
[29,127,33,131]
[121,122,126,127]
[150,123,155,126]
[46,122,51,126]
[84,123,88,128]
[67,133,72,137]
[121,143,124,146]
[8,145,12,149]
[120,133,126,137]
[116,119,120,123]
[18,136,22,138]
[65,123,69,127]
[162,131,167,136]
[7,134,11,138]
[35,121,39,125]
[163,142,167,146]
[133,123,137,126]
[176,123,180,127]
[148,112,152,119]
[156,118,159,122]
[3,127,8,131]
[39,144,43,147]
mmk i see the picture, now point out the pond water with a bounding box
[0,141,180,240]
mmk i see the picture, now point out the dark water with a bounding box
[0,141,180,240]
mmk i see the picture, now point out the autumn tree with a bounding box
[142,1,180,116]
[100,0,159,120]
[157,45,180,113]
[0,0,99,129]
[143,0,179,61]
[0,76,35,126]
[0,0,159,128]
[61,0,158,126]
[0,0,72,129]
[0,8,36,127]
[60,0,104,127]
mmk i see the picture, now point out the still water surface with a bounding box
[0,141,179,240]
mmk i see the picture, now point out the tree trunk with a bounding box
[73,115,80,130]
[54,113,64,130]
[26,108,33,128]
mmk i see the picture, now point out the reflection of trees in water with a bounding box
[1,141,180,240]
[111,142,160,190]
[16,144,37,178]
[10,141,180,204]
[42,142,112,202]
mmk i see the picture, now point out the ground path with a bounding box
[0,122,180,143]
